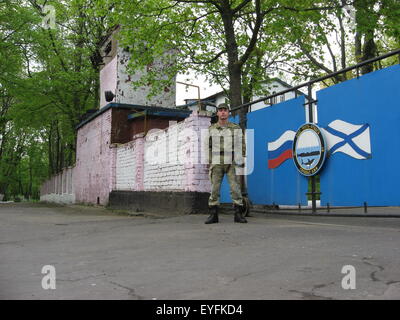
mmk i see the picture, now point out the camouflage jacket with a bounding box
[207,122,246,165]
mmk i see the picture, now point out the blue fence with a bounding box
[318,64,400,206]
[221,97,308,206]
[220,64,400,207]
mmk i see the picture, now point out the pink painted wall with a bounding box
[74,109,116,205]
[41,109,213,206]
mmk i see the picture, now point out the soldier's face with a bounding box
[217,108,229,120]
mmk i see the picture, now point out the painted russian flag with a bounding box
[267,130,295,169]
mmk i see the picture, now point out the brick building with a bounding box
[40,26,213,214]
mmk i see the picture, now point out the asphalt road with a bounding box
[1,202,400,300]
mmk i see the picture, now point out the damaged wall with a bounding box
[99,31,176,109]
[114,112,211,193]
[40,109,212,207]
[116,47,176,108]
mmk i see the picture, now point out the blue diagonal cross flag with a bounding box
[320,119,372,159]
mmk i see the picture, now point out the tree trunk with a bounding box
[55,120,60,173]
[361,30,376,74]
[355,31,362,63]
[48,125,54,176]
[354,0,377,75]
[28,156,33,199]
[220,7,244,129]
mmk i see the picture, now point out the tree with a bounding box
[99,0,359,129]
[0,0,112,199]
[354,0,400,74]
[275,0,400,84]
[4,0,114,174]
[101,0,275,128]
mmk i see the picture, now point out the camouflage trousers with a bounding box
[208,164,243,207]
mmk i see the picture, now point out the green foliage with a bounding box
[0,0,111,200]
[276,0,400,82]
[97,0,399,103]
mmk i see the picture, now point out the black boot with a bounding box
[205,206,219,224]
[234,205,247,223]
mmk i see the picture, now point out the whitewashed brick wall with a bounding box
[143,114,211,192]
[40,112,212,206]
[144,121,186,191]
[40,167,75,204]
[116,141,136,190]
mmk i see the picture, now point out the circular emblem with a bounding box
[293,123,326,176]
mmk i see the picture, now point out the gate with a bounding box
[220,49,400,209]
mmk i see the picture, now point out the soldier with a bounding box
[205,103,247,224]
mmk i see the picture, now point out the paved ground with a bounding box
[1,202,400,300]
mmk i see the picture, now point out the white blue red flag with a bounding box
[267,130,295,168]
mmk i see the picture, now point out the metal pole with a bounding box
[308,84,317,213]
[308,84,313,123]
[176,81,202,110]
[231,48,400,113]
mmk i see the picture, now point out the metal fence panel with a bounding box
[318,64,400,206]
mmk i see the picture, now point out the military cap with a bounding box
[217,103,230,110]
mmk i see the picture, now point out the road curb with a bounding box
[250,209,400,218]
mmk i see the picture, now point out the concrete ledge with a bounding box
[108,190,210,215]
[40,193,75,205]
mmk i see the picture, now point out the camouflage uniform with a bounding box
[207,121,246,207]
